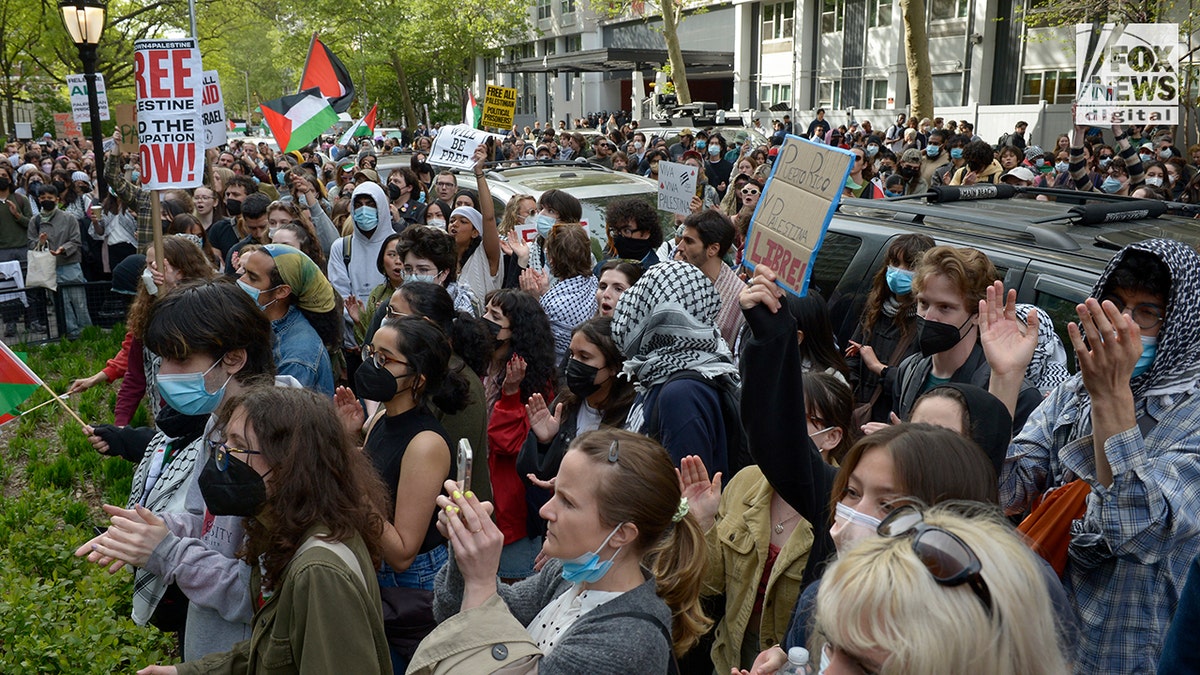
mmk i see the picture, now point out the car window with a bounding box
[1035,290,1080,373]
[809,231,863,298]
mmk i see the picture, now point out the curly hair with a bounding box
[399,225,460,283]
[216,386,389,593]
[913,245,998,315]
[486,288,556,402]
[604,197,663,253]
[397,282,492,378]
[860,233,936,340]
[499,194,536,236]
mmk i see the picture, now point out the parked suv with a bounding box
[808,186,1200,368]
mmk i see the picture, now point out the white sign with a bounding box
[134,39,204,189]
[200,70,227,149]
[67,73,110,124]
[656,160,699,216]
[429,124,503,170]
[14,122,32,140]
[1075,23,1180,125]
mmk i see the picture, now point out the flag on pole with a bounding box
[229,119,248,134]
[299,35,356,113]
[338,103,378,145]
[463,89,482,129]
[260,88,340,153]
[0,341,42,424]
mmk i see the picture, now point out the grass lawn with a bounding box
[0,325,176,672]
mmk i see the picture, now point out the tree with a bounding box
[899,0,933,121]
[590,0,695,105]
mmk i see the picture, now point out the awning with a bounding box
[497,48,734,74]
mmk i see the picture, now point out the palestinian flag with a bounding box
[0,342,41,423]
[228,119,248,134]
[338,103,378,145]
[260,88,339,153]
[299,35,355,113]
[464,89,482,129]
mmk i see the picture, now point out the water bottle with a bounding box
[780,646,812,675]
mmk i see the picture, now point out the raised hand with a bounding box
[525,393,562,444]
[978,280,1038,379]
[738,264,786,313]
[677,455,722,531]
[501,354,527,396]
[1067,297,1141,400]
[333,386,365,438]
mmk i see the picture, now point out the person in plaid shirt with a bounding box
[987,238,1200,672]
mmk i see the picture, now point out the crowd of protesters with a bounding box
[0,107,1177,675]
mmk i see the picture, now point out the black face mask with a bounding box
[0,177,11,191]
[565,358,606,399]
[53,180,66,193]
[354,358,406,402]
[386,183,403,202]
[198,452,267,517]
[39,200,56,212]
[916,315,973,357]
[899,165,919,179]
[225,199,243,216]
[483,318,505,343]
[612,234,654,262]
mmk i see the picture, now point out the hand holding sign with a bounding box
[657,160,699,216]
[744,136,853,296]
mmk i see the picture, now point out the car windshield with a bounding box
[578,192,675,243]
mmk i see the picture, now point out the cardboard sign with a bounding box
[67,73,110,124]
[1076,23,1180,125]
[14,122,32,140]
[53,113,82,139]
[744,135,853,296]
[656,160,699,216]
[513,219,538,244]
[134,39,204,189]
[200,70,227,149]
[429,124,497,170]
[481,85,517,130]
[114,104,139,153]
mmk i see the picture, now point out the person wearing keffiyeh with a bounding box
[990,238,1200,673]
[611,260,738,475]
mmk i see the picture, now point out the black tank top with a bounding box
[364,404,456,554]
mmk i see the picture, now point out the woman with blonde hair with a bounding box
[412,428,709,673]
[814,505,1070,675]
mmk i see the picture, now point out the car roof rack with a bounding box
[445,158,614,183]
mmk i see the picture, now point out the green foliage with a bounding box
[1,328,175,670]
[0,490,176,673]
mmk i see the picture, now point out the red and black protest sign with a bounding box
[134,39,204,189]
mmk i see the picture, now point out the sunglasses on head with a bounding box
[877,505,993,615]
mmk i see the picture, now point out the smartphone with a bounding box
[457,439,473,492]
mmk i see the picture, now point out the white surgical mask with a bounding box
[830,502,882,554]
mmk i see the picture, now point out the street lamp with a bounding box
[58,0,108,196]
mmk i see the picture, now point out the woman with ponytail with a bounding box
[411,429,708,674]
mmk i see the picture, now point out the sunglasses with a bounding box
[740,187,760,196]
[208,439,262,472]
[877,505,993,614]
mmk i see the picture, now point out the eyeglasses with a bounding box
[877,505,993,615]
[435,181,456,189]
[363,344,409,370]
[208,439,262,471]
[1100,295,1164,329]
[740,187,760,196]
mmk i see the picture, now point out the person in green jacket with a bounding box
[136,386,393,675]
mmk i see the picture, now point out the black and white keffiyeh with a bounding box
[611,261,739,391]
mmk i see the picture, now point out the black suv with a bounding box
[808,186,1200,368]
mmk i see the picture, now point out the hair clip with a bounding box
[607,439,620,463]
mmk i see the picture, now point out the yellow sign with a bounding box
[745,136,853,295]
[480,85,517,130]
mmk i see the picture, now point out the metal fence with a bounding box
[1,279,129,347]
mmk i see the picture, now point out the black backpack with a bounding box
[649,370,753,477]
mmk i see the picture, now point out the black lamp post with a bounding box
[58,0,108,196]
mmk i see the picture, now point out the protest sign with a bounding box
[200,70,228,149]
[53,113,82,139]
[67,73,110,124]
[656,160,699,216]
[1075,23,1180,125]
[115,104,139,153]
[481,85,517,130]
[513,220,538,244]
[744,135,852,296]
[429,124,498,170]
[134,39,203,189]
[14,122,32,140]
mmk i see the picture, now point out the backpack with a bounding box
[340,234,352,269]
[998,132,1015,148]
[649,370,753,477]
